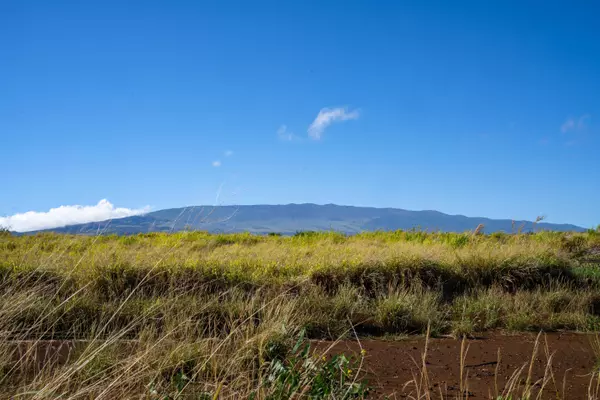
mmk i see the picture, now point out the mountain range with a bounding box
[25,204,585,235]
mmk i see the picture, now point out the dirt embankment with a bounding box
[316,333,598,399]
[8,333,598,399]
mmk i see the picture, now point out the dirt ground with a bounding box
[8,333,599,399]
[315,332,598,399]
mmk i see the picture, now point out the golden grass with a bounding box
[0,230,599,398]
[2,231,596,293]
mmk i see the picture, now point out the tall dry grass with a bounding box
[1,230,600,398]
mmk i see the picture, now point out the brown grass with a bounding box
[0,230,599,398]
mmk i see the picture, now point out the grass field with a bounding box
[1,229,600,398]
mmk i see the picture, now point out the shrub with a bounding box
[255,329,369,399]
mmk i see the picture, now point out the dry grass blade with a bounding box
[1,230,599,398]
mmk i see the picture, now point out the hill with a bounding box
[26,203,585,235]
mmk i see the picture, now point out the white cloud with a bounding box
[224,150,233,157]
[277,124,296,141]
[561,114,590,133]
[0,199,150,233]
[212,160,221,167]
[308,107,359,140]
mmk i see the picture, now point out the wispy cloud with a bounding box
[308,107,359,140]
[224,150,233,157]
[212,160,221,167]
[561,114,590,133]
[277,125,297,141]
[561,118,575,133]
[578,114,590,129]
[0,199,149,233]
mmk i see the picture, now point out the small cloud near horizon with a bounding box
[0,199,149,232]
[212,160,221,167]
[308,107,360,140]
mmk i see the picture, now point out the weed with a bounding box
[254,329,369,399]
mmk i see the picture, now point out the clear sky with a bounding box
[2,0,599,228]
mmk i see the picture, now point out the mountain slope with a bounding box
[27,203,586,235]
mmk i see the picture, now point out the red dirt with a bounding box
[314,332,598,399]
[7,333,599,399]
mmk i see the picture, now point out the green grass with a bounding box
[1,230,600,398]
[1,230,600,339]
[3,230,598,292]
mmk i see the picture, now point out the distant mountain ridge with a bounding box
[23,203,586,235]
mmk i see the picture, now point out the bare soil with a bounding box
[315,332,598,399]
[7,333,598,399]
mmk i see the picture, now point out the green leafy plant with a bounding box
[256,329,369,399]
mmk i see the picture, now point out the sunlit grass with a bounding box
[0,229,599,397]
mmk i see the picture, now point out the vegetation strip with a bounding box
[1,229,600,398]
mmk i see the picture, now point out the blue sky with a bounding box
[1,0,599,229]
